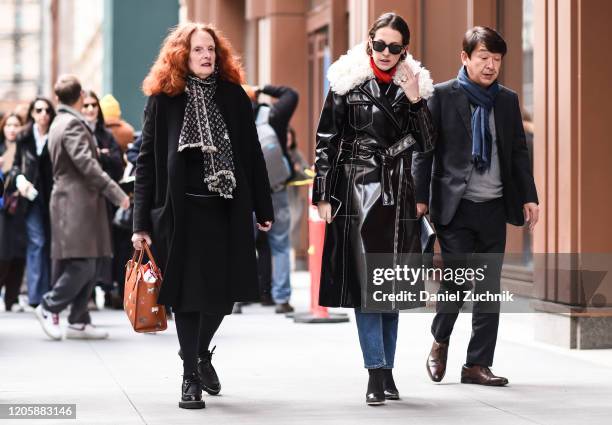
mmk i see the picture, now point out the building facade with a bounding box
[0,0,52,112]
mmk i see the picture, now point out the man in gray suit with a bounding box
[34,75,129,340]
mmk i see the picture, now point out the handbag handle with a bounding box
[126,246,146,283]
[141,241,160,275]
[127,240,161,278]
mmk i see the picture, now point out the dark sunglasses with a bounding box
[371,39,404,55]
[34,107,50,114]
[83,103,98,109]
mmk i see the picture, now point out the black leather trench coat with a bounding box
[313,79,436,309]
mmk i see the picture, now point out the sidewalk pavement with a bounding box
[1,271,611,425]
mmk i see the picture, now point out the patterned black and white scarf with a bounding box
[178,72,236,198]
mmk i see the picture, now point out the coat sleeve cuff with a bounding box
[102,180,127,207]
[255,208,274,225]
[132,221,152,234]
[132,205,152,234]
[311,176,330,205]
[409,98,427,111]
[415,187,430,205]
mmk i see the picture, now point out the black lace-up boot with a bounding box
[179,372,205,409]
[197,346,221,395]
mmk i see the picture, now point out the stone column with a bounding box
[532,0,612,349]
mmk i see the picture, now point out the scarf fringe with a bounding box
[204,170,237,199]
[177,143,219,153]
[177,142,203,152]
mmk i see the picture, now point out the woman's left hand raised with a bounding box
[396,62,420,102]
[256,221,273,232]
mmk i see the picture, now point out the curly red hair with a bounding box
[143,22,245,96]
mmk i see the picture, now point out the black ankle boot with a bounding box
[179,372,205,409]
[197,346,221,395]
[382,369,400,400]
[366,368,386,405]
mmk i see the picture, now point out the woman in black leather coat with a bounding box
[313,13,436,405]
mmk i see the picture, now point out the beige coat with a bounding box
[48,105,126,259]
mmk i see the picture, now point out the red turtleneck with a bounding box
[370,57,397,84]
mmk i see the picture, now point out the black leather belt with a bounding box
[339,134,417,206]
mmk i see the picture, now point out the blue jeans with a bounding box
[268,189,291,303]
[25,196,50,306]
[354,308,399,369]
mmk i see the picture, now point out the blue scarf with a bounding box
[457,66,499,172]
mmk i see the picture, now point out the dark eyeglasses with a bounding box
[371,39,404,55]
[83,103,98,110]
[34,107,50,114]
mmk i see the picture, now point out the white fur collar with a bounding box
[327,42,434,99]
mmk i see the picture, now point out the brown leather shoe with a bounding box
[461,365,509,386]
[275,303,295,314]
[426,341,448,382]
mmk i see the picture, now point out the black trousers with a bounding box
[0,258,25,310]
[175,312,225,375]
[431,198,506,367]
[255,230,272,297]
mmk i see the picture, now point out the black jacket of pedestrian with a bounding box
[93,122,124,182]
[258,85,299,156]
[9,124,54,215]
[412,79,539,226]
[0,140,27,260]
[133,80,274,308]
[126,133,142,166]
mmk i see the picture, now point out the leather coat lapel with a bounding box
[359,79,403,133]
[391,83,407,105]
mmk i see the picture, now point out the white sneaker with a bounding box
[65,323,109,340]
[34,304,62,340]
[10,304,25,313]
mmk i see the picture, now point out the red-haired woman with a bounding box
[132,23,274,409]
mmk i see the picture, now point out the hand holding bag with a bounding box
[124,241,167,333]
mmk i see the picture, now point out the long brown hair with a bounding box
[143,22,245,96]
[0,112,24,145]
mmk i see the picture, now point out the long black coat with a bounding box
[93,124,124,182]
[412,79,539,226]
[9,124,54,214]
[313,78,436,309]
[133,80,274,307]
[0,141,27,260]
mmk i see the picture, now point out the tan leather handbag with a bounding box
[124,242,167,333]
